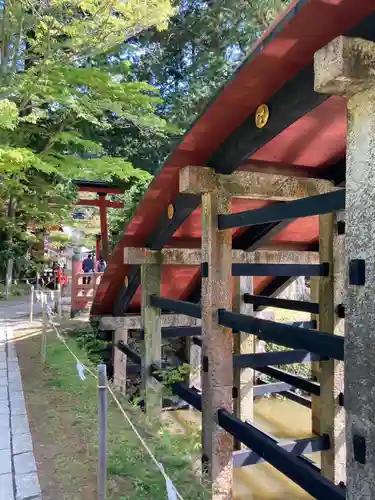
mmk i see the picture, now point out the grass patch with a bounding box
[41,335,208,500]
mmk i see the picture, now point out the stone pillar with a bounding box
[201,190,233,499]
[318,212,345,483]
[233,276,255,449]
[141,263,162,416]
[113,324,127,395]
[315,35,375,496]
[70,251,81,317]
[189,340,201,391]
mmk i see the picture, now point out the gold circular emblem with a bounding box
[124,276,129,287]
[167,203,174,220]
[255,104,269,129]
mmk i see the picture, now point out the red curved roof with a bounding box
[92,0,375,316]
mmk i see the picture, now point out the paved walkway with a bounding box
[0,321,42,500]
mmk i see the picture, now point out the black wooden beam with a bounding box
[253,381,292,396]
[218,189,345,230]
[149,295,202,319]
[218,410,345,500]
[113,265,141,315]
[201,262,327,278]
[146,193,201,250]
[290,320,317,329]
[233,350,319,369]
[150,363,202,411]
[116,341,142,365]
[256,365,320,396]
[253,276,295,311]
[209,65,328,174]
[114,194,200,315]
[232,221,291,251]
[281,389,312,409]
[233,434,330,467]
[244,294,319,314]
[230,263,327,277]
[218,309,344,360]
[140,326,202,339]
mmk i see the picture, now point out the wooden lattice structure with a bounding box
[92,2,375,499]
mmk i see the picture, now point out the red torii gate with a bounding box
[75,180,123,261]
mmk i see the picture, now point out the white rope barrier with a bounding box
[44,305,183,500]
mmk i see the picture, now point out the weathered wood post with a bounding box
[141,260,162,416]
[310,277,320,436]
[113,321,128,395]
[233,275,255,449]
[317,212,345,483]
[201,189,233,497]
[178,165,336,498]
[315,35,375,494]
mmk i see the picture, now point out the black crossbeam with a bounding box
[150,364,202,411]
[149,295,202,319]
[233,350,320,369]
[147,193,201,250]
[140,326,202,339]
[253,382,292,396]
[231,263,327,277]
[244,294,319,314]
[233,434,330,467]
[291,320,317,329]
[201,263,327,278]
[281,390,312,409]
[116,341,142,365]
[217,189,345,230]
[218,410,345,500]
[113,266,141,315]
[218,309,344,360]
[256,365,320,396]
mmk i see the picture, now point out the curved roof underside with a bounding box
[92,0,375,316]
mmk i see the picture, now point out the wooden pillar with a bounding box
[141,262,162,415]
[310,277,321,436]
[318,213,345,483]
[113,324,127,395]
[96,234,101,261]
[98,193,109,261]
[315,36,375,495]
[201,190,233,499]
[233,276,255,449]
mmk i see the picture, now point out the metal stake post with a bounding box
[41,293,47,363]
[29,285,34,323]
[98,364,107,500]
[57,284,62,319]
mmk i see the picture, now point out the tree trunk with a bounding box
[5,196,16,299]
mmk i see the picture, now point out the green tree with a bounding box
[0,0,175,284]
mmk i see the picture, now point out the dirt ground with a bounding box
[15,327,98,500]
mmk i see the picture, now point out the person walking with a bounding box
[97,257,107,273]
[82,254,94,284]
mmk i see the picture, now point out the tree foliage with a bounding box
[0,0,174,277]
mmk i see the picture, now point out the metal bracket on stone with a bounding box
[349,259,366,286]
[337,220,345,235]
[336,304,345,319]
[353,434,366,465]
[202,356,209,373]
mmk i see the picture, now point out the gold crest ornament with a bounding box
[167,204,174,220]
[255,104,269,129]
